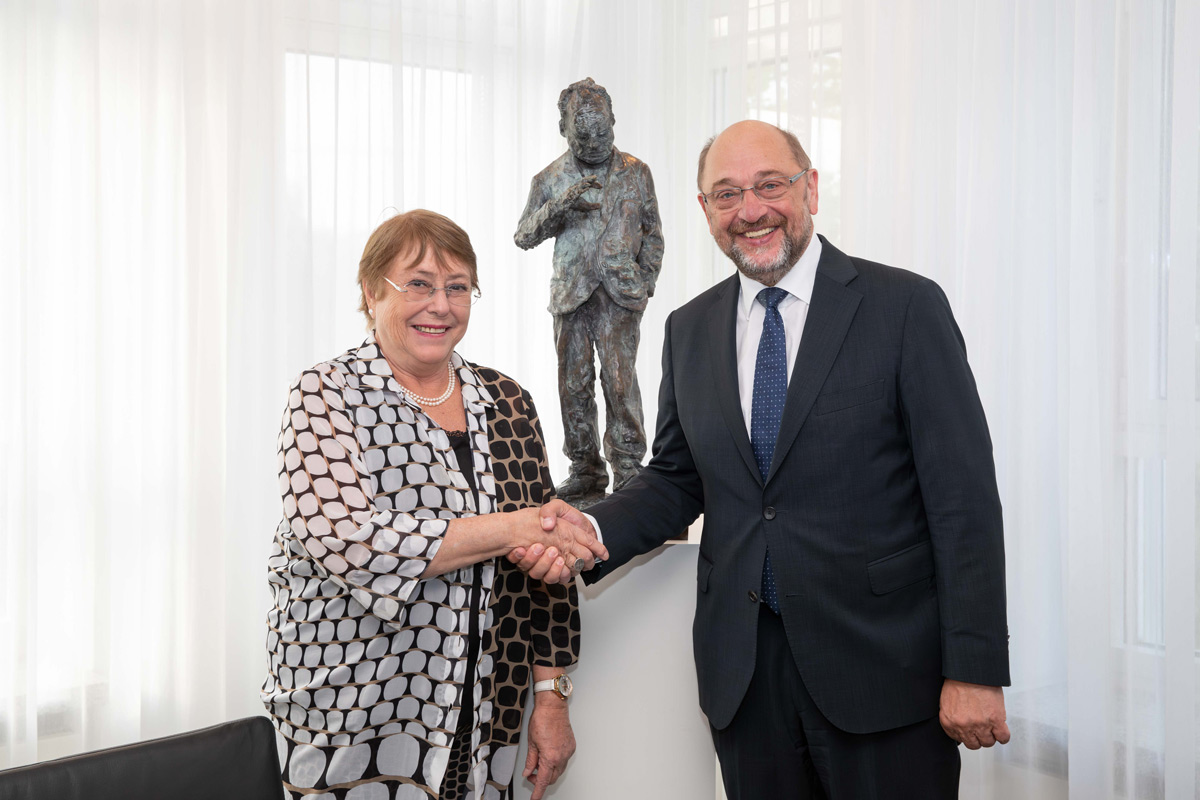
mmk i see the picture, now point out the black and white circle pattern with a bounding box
[265,341,516,798]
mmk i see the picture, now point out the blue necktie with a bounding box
[751,287,788,614]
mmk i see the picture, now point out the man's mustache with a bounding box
[729,216,787,235]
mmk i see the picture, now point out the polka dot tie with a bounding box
[751,287,788,614]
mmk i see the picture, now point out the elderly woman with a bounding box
[263,209,606,800]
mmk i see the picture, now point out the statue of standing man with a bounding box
[515,78,664,505]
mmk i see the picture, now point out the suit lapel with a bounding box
[706,275,762,485]
[767,239,861,483]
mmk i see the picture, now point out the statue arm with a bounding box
[514,174,561,250]
[515,171,603,251]
[637,168,665,291]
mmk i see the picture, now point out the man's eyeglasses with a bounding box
[700,168,812,211]
[383,276,482,306]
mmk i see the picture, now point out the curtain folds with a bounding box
[2,1,1196,797]
[840,2,1199,797]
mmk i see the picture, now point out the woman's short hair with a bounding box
[357,209,479,328]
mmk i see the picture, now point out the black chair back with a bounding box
[0,716,283,800]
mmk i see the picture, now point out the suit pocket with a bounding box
[814,379,885,416]
[697,550,713,593]
[866,540,934,595]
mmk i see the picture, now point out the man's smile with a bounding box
[740,226,778,241]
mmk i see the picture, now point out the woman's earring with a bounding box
[369,308,375,318]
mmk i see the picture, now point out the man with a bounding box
[514,78,664,503]
[524,120,1010,798]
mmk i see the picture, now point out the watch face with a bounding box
[555,675,573,698]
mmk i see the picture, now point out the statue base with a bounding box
[561,490,608,510]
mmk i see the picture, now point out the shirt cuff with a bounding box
[584,512,603,545]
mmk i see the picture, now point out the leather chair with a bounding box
[0,715,283,800]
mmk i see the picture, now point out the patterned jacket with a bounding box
[263,336,579,799]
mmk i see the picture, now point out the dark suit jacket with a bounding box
[585,237,1010,734]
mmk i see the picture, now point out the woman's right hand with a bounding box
[508,503,607,584]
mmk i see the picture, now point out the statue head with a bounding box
[558,78,615,166]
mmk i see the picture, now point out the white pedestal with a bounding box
[513,540,716,800]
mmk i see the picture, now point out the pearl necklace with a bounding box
[400,360,456,407]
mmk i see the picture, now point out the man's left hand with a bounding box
[939,679,1010,749]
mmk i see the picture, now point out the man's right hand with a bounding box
[507,501,607,584]
[508,500,606,582]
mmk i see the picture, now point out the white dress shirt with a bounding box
[734,232,822,436]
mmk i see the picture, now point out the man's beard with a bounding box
[724,215,812,286]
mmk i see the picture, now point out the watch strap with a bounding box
[532,674,572,700]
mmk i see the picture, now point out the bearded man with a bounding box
[522,119,1011,799]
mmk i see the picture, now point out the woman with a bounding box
[263,209,605,800]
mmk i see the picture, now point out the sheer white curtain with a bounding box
[3,1,1198,797]
[0,0,286,766]
[838,0,1199,797]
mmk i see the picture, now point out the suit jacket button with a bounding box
[748,590,759,603]
[763,506,776,520]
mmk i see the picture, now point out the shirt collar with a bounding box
[737,230,822,316]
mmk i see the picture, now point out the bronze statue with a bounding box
[515,78,664,505]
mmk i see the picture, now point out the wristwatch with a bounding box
[532,673,573,700]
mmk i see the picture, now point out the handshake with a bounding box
[505,499,608,585]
